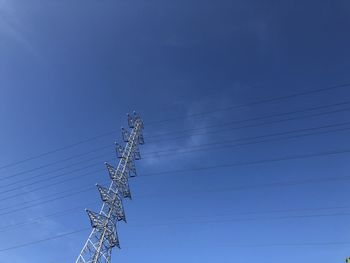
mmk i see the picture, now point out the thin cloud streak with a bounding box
[0,0,38,56]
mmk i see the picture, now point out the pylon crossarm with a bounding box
[76,113,144,263]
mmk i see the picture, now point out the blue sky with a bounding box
[0,0,350,262]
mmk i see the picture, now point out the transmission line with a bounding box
[1,147,350,217]
[146,100,350,139]
[144,122,350,156]
[2,213,350,253]
[146,82,350,125]
[1,99,349,184]
[2,180,350,234]
[1,104,349,186]
[0,187,93,217]
[0,228,90,253]
[0,202,99,233]
[0,83,348,171]
[148,105,350,143]
[0,120,349,198]
[141,148,350,178]
[0,152,108,184]
[0,122,348,202]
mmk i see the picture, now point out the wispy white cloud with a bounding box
[141,96,239,170]
[0,187,68,262]
[0,0,38,56]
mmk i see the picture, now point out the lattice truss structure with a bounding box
[76,112,145,263]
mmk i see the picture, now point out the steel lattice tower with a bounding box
[76,112,144,263]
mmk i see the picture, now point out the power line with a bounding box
[7,201,350,231]
[2,185,350,234]
[146,83,350,125]
[1,147,350,216]
[141,148,350,177]
[0,83,348,171]
[1,104,349,189]
[2,84,350,259]
[2,212,350,253]
[0,168,105,202]
[0,187,94,217]
[0,123,348,202]
[146,100,350,139]
[0,161,104,197]
[0,130,116,171]
[135,211,350,228]
[2,118,342,188]
[0,145,111,182]
[1,99,349,184]
[144,122,350,156]
[0,151,109,184]
[146,127,350,159]
[0,119,349,199]
[0,202,98,233]
[0,228,90,253]
[148,105,350,143]
[0,185,95,213]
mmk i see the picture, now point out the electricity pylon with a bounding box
[76,112,144,263]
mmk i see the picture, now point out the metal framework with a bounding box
[76,112,144,263]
